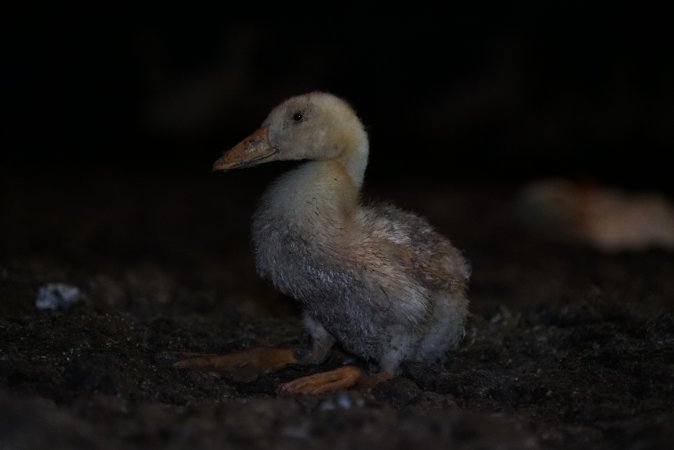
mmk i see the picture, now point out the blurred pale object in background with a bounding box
[517,178,674,252]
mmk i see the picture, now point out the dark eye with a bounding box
[292,111,304,122]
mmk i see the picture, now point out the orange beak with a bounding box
[213,126,278,171]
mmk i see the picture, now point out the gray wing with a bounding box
[356,203,470,293]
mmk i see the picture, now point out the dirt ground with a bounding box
[1,169,672,449]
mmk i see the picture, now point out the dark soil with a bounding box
[1,169,672,450]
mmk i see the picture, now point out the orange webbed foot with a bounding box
[171,347,297,382]
[277,366,393,395]
[278,366,365,395]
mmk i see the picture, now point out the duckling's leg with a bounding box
[294,314,335,365]
[279,314,392,395]
[279,340,404,395]
[278,368,392,395]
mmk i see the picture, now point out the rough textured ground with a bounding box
[1,169,672,449]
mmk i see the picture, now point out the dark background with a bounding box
[3,5,673,192]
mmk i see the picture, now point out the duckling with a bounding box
[176,92,470,394]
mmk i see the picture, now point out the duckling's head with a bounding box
[214,92,368,171]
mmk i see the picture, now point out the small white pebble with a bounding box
[35,283,81,311]
[318,391,364,411]
[336,392,355,409]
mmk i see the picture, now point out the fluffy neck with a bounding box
[339,135,369,190]
[315,99,369,190]
[258,132,369,231]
